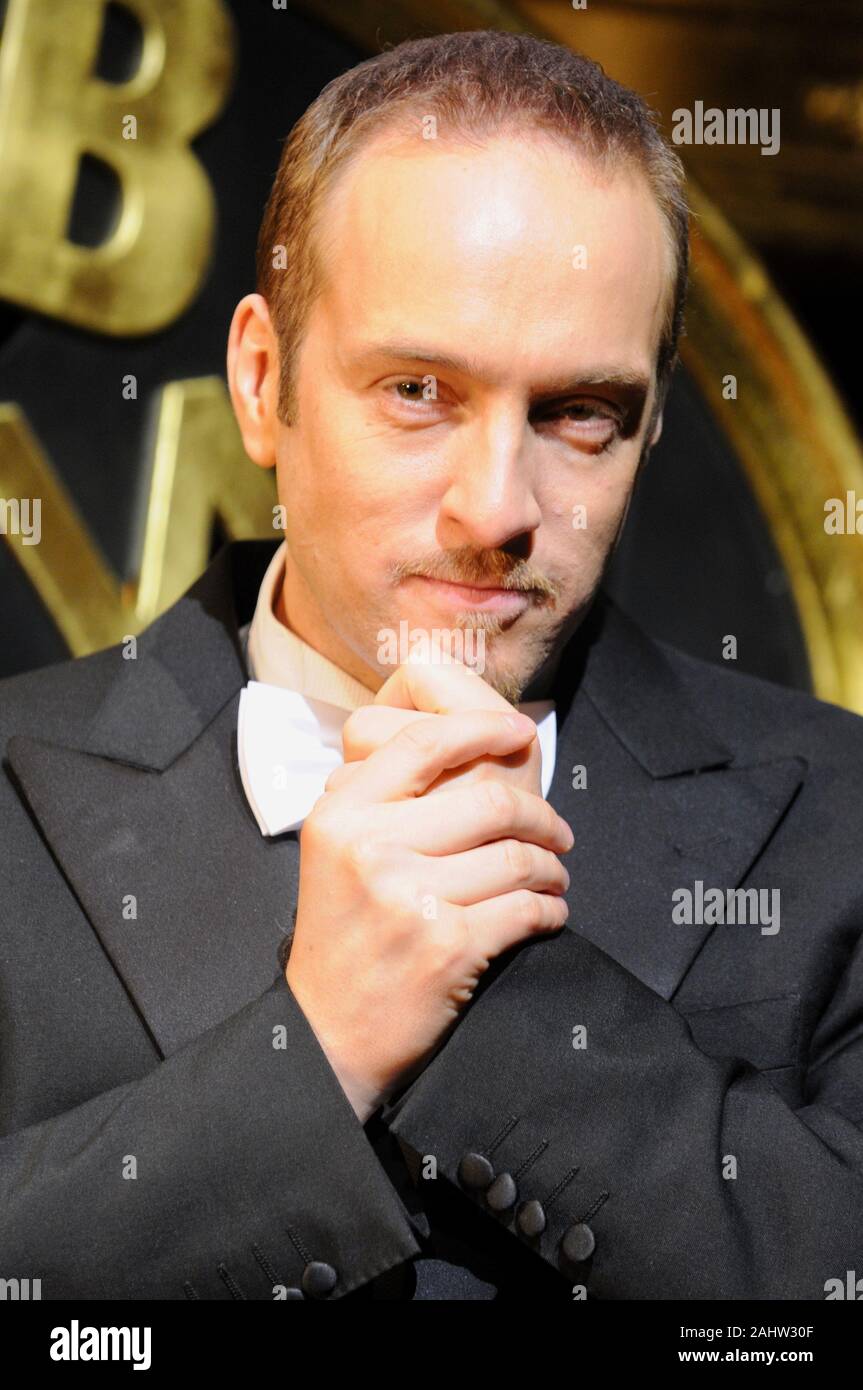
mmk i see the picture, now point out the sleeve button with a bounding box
[486,1172,518,1212]
[458,1152,495,1190]
[516,1198,547,1237]
[301,1261,338,1298]
[561,1222,596,1264]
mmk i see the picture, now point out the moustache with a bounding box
[392,552,559,601]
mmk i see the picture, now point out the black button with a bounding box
[282,1286,304,1299]
[458,1152,495,1190]
[516,1198,547,1237]
[561,1222,596,1263]
[302,1261,338,1297]
[486,1172,518,1212]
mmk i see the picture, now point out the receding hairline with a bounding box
[255,32,690,423]
[300,118,678,389]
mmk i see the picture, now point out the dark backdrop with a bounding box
[0,0,809,691]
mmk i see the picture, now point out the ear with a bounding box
[648,407,664,449]
[226,293,282,469]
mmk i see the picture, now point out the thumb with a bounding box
[375,646,517,718]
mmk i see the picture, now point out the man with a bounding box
[1,30,862,1301]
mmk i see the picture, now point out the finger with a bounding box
[342,705,431,763]
[322,760,366,794]
[423,744,539,795]
[342,708,539,804]
[429,838,570,906]
[337,727,537,795]
[389,777,573,856]
[459,888,570,957]
[375,653,515,717]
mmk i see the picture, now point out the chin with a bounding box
[486,673,527,706]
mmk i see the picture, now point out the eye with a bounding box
[534,399,622,451]
[388,377,441,407]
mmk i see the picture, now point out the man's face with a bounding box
[270,130,669,701]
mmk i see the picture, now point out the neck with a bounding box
[275,557,384,693]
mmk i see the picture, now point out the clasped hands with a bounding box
[286,655,573,1123]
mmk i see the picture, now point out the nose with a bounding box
[437,410,542,551]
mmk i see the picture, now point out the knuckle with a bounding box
[323,766,347,793]
[301,801,337,846]
[511,889,539,928]
[374,859,415,917]
[510,889,560,932]
[542,846,566,881]
[339,709,366,755]
[309,810,360,864]
[398,718,438,756]
[502,837,533,884]
[481,779,517,823]
[423,925,468,981]
[340,707,362,736]
[345,833,384,876]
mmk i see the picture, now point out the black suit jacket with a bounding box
[1,539,862,1299]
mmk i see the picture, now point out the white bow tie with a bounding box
[238,680,557,838]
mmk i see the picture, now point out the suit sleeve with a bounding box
[0,972,419,1299]
[383,926,863,1299]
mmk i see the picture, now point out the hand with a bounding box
[287,677,573,1123]
[330,657,545,799]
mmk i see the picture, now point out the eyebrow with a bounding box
[347,341,652,405]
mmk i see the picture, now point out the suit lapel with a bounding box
[546,600,805,1000]
[6,541,299,1057]
[8,552,806,1053]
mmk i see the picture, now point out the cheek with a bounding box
[581,454,640,523]
[543,464,636,567]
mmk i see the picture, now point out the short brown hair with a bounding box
[257,29,689,425]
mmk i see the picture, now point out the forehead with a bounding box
[313,128,671,380]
